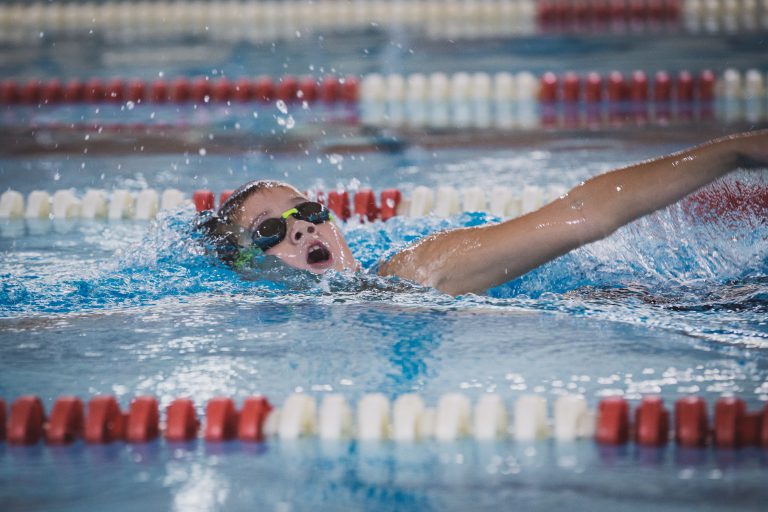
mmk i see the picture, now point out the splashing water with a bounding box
[1,175,766,349]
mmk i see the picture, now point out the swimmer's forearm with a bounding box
[568,130,765,239]
[383,130,767,296]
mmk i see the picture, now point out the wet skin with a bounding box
[233,185,359,274]
[229,131,768,295]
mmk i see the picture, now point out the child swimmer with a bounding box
[198,130,768,296]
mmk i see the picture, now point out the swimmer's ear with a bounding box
[193,210,242,265]
[193,210,221,237]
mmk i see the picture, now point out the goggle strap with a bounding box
[281,207,299,219]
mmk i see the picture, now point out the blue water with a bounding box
[2,24,768,512]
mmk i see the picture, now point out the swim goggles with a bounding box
[248,201,333,252]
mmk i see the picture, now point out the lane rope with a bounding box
[3,393,767,446]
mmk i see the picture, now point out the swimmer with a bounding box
[198,130,768,296]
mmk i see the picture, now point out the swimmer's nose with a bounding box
[288,219,316,244]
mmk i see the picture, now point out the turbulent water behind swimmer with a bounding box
[1,174,766,346]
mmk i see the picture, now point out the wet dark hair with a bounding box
[195,179,299,264]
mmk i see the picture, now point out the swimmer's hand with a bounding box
[730,129,768,169]
[381,129,768,296]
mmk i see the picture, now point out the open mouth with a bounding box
[306,242,332,266]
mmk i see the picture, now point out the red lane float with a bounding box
[699,70,716,101]
[219,190,234,207]
[63,80,85,102]
[42,80,64,104]
[585,72,603,103]
[634,396,669,446]
[85,396,125,444]
[277,76,299,102]
[254,76,275,102]
[0,80,19,103]
[714,396,745,448]
[762,403,768,447]
[654,71,672,102]
[151,80,169,103]
[0,398,5,440]
[165,398,200,442]
[354,189,378,222]
[341,76,359,103]
[676,71,694,102]
[169,78,191,103]
[127,80,146,103]
[320,75,341,103]
[239,396,273,442]
[191,78,212,104]
[327,190,351,221]
[596,396,629,445]
[212,78,233,103]
[8,396,45,445]
[125,396,160,443]
[233,78,253,102]
[674,396,709,447]
[539,72,558,103]
[563,72,580,103]
[106,79,125,103]
[47,396,84,444]
[193,190,215,212]
[298,76,318,103]
[85,79,105,103]
[740,412,762,447]
[205,397,239,442]
[380,189,402,221]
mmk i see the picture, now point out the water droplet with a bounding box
[327,153,343,165]
[252,111,259,119]
[276,100,288,114]
[125,101,135,111]
[284,115,295,129]
[199,148,207,156]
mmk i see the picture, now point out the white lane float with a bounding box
[513,395,549,441]
[25,190,51,219]
[0,190,24,219]
[392,393,426,442]
[474,393,509,441]
[319,394,353,440]
[357,393,390,441]
[434,393,472,441]
[278,393,317,440]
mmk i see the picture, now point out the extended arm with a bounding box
[379,130,768,295]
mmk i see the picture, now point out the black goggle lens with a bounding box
[250,202,330,251]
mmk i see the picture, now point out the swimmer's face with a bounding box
[234,185,359,274]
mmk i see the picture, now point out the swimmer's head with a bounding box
[197,180,358,274]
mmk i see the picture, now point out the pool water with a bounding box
[2,20,768,512]
[2,134,767,511]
